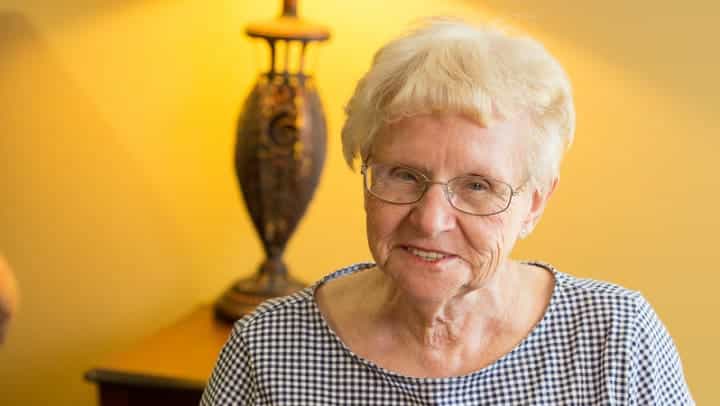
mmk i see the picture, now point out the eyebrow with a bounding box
[373,159,498,180]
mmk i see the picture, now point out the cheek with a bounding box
[462,215,516,262]
[364,197,383,239]
[364,198,403,258]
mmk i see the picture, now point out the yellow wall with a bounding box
[0,0,717,404]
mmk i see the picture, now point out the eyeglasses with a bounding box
[361,163,525,216]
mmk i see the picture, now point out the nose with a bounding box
[408,183,456,237]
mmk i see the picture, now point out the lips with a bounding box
[401,245,457,262]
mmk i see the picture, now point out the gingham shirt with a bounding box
[201,262,693,405]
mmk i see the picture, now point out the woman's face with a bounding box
[365,113,542,303]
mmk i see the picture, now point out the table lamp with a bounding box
[214,0,330,322]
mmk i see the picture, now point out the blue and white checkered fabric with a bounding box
[201,262,693,405]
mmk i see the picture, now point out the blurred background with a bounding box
[0,0,717,404]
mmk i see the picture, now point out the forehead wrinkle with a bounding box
[371,120,450,173]
[441,119,518,181]
[372,113,527,182]
[460,119,530,183]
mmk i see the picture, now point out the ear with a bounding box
[522,176,559,235]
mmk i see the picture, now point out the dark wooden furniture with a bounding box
[85,305,233,406]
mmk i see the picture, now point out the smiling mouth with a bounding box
[403,246,454,262]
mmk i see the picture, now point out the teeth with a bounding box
[408,247,449,261]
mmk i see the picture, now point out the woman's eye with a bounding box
[390,168,420,183]
[465,180,491,192]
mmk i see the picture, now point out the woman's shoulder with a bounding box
[526,260,662,335]
[524,261,693,403]
[530,260,645,308]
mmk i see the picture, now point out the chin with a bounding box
[381,255,473,303]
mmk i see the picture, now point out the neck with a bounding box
[372,261,520,350]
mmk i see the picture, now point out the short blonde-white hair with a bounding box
[341,19,575,189]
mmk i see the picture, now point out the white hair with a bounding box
[341,18,575,189]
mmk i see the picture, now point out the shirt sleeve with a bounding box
[200,321,258,406]
[628,294,694,405]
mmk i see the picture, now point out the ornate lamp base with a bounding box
[213,261,305,322]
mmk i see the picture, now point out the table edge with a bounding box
[84,368,206,391]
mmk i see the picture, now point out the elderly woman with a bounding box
[202,20,693,405]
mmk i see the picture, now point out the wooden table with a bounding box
[85,305,233,406]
